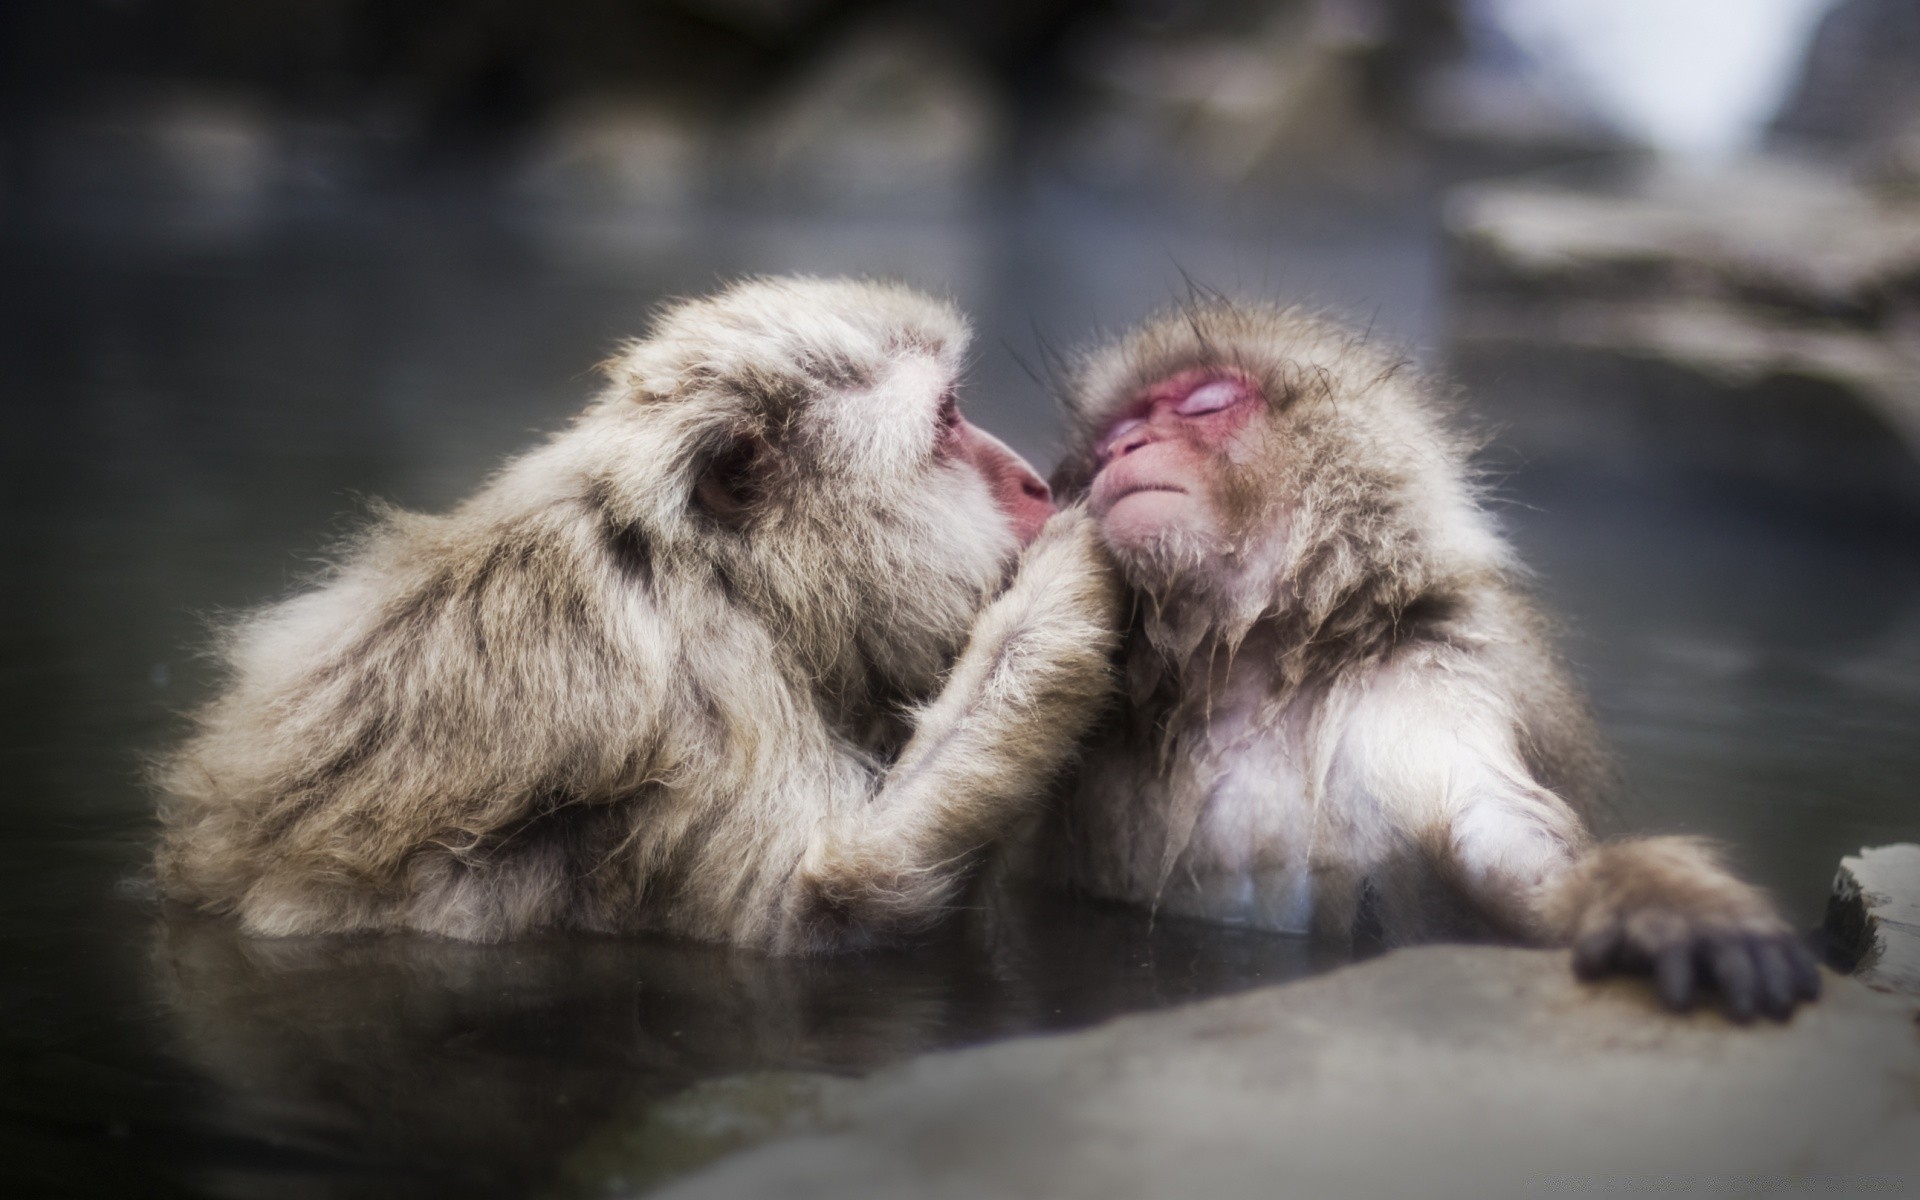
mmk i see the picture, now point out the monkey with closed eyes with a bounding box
[1042,298,1820,1021]
[156,276,1122,954]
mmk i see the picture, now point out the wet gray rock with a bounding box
[1826,843,1920,995]
[1445,158,1920,505]
[630,946,1920,1198]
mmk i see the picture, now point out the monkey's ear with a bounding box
[693,436,768,524]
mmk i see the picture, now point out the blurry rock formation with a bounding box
[1446,158,1920,507]
[518,97,713,214]
[1772,0,1920,189]
[1046,0,1458,194]
[1413,30,1624,169]
[735,18,1005,212]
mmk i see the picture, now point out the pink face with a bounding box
[1087,369,1263,549]
[939,394,1055,546]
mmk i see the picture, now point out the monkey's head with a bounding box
[1052,299,1512,657]
[588,276,1053,715]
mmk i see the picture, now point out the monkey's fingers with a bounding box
[1707,939,1759,1022]
[1788,938,1823,1001]
[1571,919,1624,981]
[1751,939,1799,1019]
[1699,930,1821,1021]
[1758,934,1821,1013]
[1654,943,1696,1012]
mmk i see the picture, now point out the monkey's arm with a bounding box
[781,509,1122,952]
[1341,662,1818,1019]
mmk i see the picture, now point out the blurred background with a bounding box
[4,1,1918,1196]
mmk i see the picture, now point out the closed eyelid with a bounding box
[1176,379,1242,415]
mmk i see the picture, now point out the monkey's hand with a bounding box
[1003,502,1127,630]
[891,501,1124,799]
[781,505,1122,952]
[887,501,1123,825]
[1548,837,1821,1021]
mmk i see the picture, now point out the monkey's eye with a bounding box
[1175,379,1242,417]
[694,439,764,523]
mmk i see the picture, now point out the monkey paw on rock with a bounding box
[1561,838,1821,1021]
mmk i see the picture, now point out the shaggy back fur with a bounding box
[156,276,1121,952]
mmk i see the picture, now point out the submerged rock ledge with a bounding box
[647,945,1920,1199]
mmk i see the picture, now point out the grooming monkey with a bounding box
[1043,299,1820,1020]
[157,277,1121,954]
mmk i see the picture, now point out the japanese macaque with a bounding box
[1043,299,1820,1020]
[156,276,1121,954]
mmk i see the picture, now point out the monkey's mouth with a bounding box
[1092,480,1189,519]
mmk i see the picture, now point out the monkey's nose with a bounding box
[1108,426,1153,460]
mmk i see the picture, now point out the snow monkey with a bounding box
[156,276,1122,954]
[1043,299,1820,1020]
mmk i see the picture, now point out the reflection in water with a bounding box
[150,893,1335,1198]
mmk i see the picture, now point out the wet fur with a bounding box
[156,277,1121,954]
[1043,299,1816,1018]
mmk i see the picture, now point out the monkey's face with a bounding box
[726,342,1055,711]
[601,277,1055,707]
[1084,368,1265,557]
[1059,299,1506,659]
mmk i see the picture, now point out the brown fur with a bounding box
[1043,298,1817,1018]
[156,277,1121,954]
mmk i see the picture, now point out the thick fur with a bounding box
[157,277,1121,954]
[1044,299,1817,1018]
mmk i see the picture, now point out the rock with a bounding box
[1772,0,1920,162]
[1826,843,1920,995]
[733,19,1004,212]
[518,97,711,213]
[617,946,1920,1198]
[1047,1,1405,195]
[1445,159,1920,504]
[1448,159,1920,316]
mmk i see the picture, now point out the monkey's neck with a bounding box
[1122,621,1289,746]
[1125,585,1421,750]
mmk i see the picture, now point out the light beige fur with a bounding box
[1043,298,1818,1019]
[156,276,1121,954]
